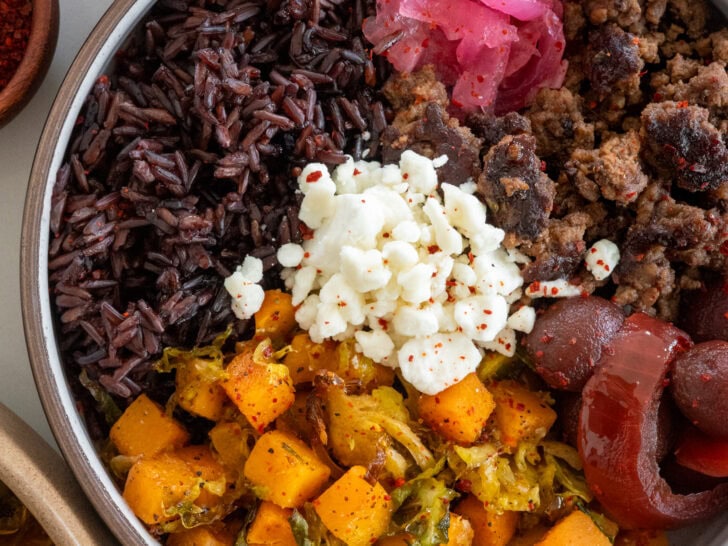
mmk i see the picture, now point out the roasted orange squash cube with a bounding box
[246,501,297,545]
[283,333,338,384]
[175,357,228,421]
[254,289,297,341]
[418,373,495,444]
[446,513,475,545]
[122,453,200,525]
[454,495,518,546]
[313,465,392,546]
[209,420,252,472]
[166,523,235,546]
[110,394,189,458]
[534,510,610,546]
[243,430,330,508]
[222,351,295,433]
[174,445,228,507]
[489,380,557,448]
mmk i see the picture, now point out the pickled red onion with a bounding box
[363,0,567,113]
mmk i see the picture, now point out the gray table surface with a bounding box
[0,0,114,447]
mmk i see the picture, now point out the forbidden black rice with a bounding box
[48,0,390,433]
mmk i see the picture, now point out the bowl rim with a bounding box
[20,0,158,544]
[0,0,59,126]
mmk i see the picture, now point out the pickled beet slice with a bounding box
[578,313,728,529]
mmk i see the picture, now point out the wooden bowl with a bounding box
[0,0,59,127]
[0,403,115,544]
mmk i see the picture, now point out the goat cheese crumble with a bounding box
[224,256,265,320]
[277,151,534,395]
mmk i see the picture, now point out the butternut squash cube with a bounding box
[446,513,475,545]
[254,289,297,341]
[110,394,189,458]
[534,510,610,546]
[418,373,495,444]
[489,381,557,448]
[313,466,392,546]
[122,453,200,525]
[246,501,297,546]
[175,445,228,507]
[454,495,518,546]
[209,421,252,472]
[222,351,295,433]
[166,524,235,546]
[123,446,228,526]
[283,333,338,384]
[243,430,330,508]
[175,357,228,421]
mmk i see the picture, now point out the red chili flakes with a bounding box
[299,223,314,240]
[402,172,409,180]
[0,0,33,90]
[427,244,440,254]
[353,168,362,176]
[306,170,323,183]
[720,240,728,257]
[676,100,689,108]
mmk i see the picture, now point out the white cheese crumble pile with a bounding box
[274,151,536,395]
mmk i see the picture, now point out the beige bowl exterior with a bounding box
[0,403,114,544]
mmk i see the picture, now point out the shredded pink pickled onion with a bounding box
[363,0,567,113]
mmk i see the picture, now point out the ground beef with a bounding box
[381,102,482,185]
[613,242,676,313]
[584,24,643,97]
[466,111,532,152]
[671,62,728,116]
[583,0,642,28]
[382,65,449,125]
[512,0,728,320]
[519,210,604,282]
[526,87,594,160]
[567,130,648,204]
[641,101,728,192]
[667,0,709,38]
[478,134,555,243]
[381,68,482,185]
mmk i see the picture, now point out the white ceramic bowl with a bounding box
[19,1,728,545]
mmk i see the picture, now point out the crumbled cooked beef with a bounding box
[382,65,450,124]
[672,63,728,115]
[567,130,648,204]
[584,24,643,96]
[466,111,531,152]
[526,88,594,160]
[478,134,555,242]
[613,242,676,312]
[667,0,709,38]
[381,68,482,185]
[381,102,482,185]
[583,0,642,27]
[519,211,601,282]
[641,101,728,192]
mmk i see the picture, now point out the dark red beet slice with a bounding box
[579,313,728,529]
[525,296,624,391]
[671,340,728,438]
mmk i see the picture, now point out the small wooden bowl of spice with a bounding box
[0,0,59,127]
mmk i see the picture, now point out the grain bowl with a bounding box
[20,0,728,544]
